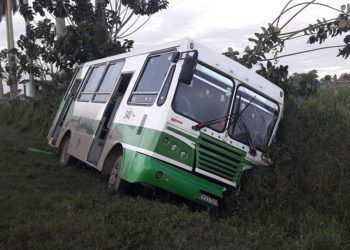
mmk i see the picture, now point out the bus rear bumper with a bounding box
[121,151,225,207]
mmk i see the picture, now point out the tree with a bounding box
[17,0,169,74]
[320,74,332,84]
[339,72,350,80]
[224,1,350,96]
[290,69,319,97]
[323,75,332,82]
[0,49,24,96]
[0,0,19,99]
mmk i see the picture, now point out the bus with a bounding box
[47,38,284,207]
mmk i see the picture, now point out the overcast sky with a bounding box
[0,0,349,93]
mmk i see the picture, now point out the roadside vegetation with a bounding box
[0,84,349,249]
[0,0,349,248]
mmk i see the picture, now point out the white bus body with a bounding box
[48,38,284,207]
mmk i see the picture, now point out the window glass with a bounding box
[130,94,157,104]
[79,93,93,101]
[173,64,234,131]
[73,67,89,89]
[93,94,110,102]
[65,66,89,100]
[228,86,279,151]
[81,65,105,94]
[96,62,124,94]
[130,52,174,105]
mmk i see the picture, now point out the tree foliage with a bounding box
[224,1,350,97]
[289,69,319,97]
[0,49,24,86]
[14,0,168,75]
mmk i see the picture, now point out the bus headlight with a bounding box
[171,144,178,151]
[180,151,187,158]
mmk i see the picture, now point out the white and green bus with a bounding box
[48,38,284,207]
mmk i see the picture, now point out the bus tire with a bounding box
[107,154,130,193]
[59,137,74,166]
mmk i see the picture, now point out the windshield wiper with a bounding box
[237,116,257,156]
[192,114,230,131]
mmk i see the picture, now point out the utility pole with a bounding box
[55,0,66,39]
[6,0,17,99]
[95,0,106,23]
[24,0,36,98]
[55,17,65,39]
[0,76,4,101]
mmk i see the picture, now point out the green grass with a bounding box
[0,86,349,249]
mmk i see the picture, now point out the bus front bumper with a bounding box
[120,151,225,207]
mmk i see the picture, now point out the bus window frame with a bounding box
[91,60,126,104]
[63,65,91,101]
[127,48,177,107]
[228,83,281,152]
[77,62,107,102]
[171,60,236,133]
[77,60,126,103]
[157,64,177,106]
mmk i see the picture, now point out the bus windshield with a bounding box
[228,86,279,151]
[173,64,234,132]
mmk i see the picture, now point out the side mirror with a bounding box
[178,50,198,85]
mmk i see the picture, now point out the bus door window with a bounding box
[99,73,134,139]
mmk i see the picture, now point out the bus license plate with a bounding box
[197,193,218,206]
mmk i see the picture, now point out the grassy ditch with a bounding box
[0,86,349,249]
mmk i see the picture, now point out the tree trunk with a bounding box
[6,0,17,99]
[55,17,66,39]
[95,0,106,24]
[9,83,17,99]
[24,0,36,98]
[0,77,4,101]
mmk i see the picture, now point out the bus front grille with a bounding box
[196,133,247,185]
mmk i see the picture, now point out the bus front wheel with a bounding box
[108,154,123,192]
[59,137,74,166]
[107,154,130,193]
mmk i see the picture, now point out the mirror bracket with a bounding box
[171,50,198,63]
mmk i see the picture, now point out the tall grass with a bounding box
[216,85,350,248]
[0,94,63,137]
[0,85,349,248]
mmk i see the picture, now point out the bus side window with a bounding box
[64,66,89,101]
[78,65,106,101]
[129,52,174,105]
[157,65,176,106]
[93,61,125,102]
